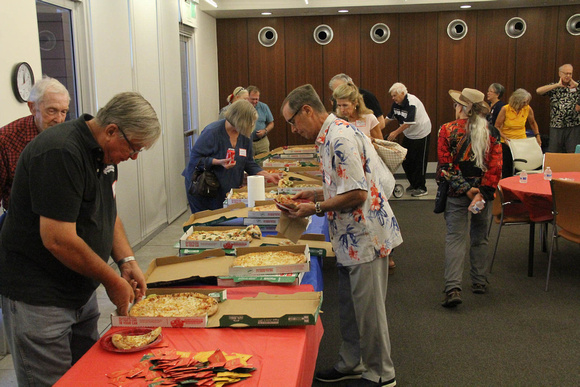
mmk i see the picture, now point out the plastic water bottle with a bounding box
[519,170,528,184]
[544,166,552,181]
[469,199,485,214]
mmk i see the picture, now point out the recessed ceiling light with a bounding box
[460,5,472,9]
[305,0,309,4]
[205,0,218,8]
[261,12,272,15]
[338,9,349,13]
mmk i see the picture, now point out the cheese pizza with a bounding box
[111,327,162,350]
[233,251,307,267]
[250,204,279,212]
[274,194,302,210]
[187,225,262,241]
[129,293,219,317]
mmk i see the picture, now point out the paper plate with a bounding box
[274,198,310,211]
[100,328,163,353]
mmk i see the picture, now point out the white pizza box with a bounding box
[275,153,318,159]
[217,271,305,287]
[264,233,335,258]
[229,245,310,276]
[261,160,302,168]
[277,181,323,195]
[247,200,281,218]
[287,166,322,177]
[180,226,253,249]
[243,217,279,226]
[111,288,227,328]
[226,187,278,206]
[112,286,322,328]
[282,145,317,154]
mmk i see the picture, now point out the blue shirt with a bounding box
[182,119,263,212]
[251,101,274,141]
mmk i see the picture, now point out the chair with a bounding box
[543,152,580,172]
[488,186,536,275]
[508,137,544,175]
[545,179,580,291]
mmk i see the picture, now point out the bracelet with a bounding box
[116,256,136,267]
[535,133,540,137]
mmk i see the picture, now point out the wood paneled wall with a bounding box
[217,5,580,161]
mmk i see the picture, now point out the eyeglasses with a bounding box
[117,125,145,157]
[287,105,304,126]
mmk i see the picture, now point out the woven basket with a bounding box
[372,139,407,173]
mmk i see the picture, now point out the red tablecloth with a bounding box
[499,172,580,222]
[55,285,323,387]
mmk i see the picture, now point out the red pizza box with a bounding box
[229,245,310,276]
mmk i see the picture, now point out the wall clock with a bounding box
[11,62,35,103]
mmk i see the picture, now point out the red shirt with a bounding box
[0,115,39,208]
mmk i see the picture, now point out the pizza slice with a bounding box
[111,327,162,350]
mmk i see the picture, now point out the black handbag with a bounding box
[434,135,470,214]
[189,160,220,198]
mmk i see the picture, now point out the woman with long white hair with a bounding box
[436,88,502,308]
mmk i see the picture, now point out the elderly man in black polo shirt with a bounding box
[0,92,161,387]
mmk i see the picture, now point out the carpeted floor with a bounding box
[313,200,580,386]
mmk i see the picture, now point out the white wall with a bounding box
[0,0,221,246]
[0,0,42,123]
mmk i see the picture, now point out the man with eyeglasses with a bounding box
[0,76,70,212]
[536,64,580,153]
[281,84,402,387]
[0,92,161,386]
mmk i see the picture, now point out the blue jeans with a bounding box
[443,196,492,293]
[2,293,100,387]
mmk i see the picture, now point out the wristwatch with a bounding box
[315,202,324,217]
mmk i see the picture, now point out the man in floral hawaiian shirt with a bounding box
[281,84,402,387]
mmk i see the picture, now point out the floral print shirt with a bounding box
[542,83,580,128]
[436,118,502,203]
[315,114,403,266]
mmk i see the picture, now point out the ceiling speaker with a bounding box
[505,17,527,39]
[313,24,333,45]
[566,14,580,36]
[258,26,278,47]
[370,23,390,44]
[447,19,468,40]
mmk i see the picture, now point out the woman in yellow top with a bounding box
[495,88,541,177]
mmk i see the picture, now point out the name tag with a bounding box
[240,148,247,157]
[356,119,365,127]
[324,172,331,185]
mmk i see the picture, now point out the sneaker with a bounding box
[315,367,362,383]
[347,378,397,387]
[471,283,487,294]
[411,189,428,197]
[405,185,415,193]
[442,289,462,308]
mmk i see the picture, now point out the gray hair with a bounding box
[282,84,326,115]
[28,76,70,105]
[460,103,490,170]
[224,99,257,137]
[329,73,353,90]
[95,92,161,148]
[559,64,573,72]
[508,88,532,112]
[489,83,505,99]
[388,82,407,96]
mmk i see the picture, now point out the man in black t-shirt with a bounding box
[0,92,161,386]
[329,73,385,133]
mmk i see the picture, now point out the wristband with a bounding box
[116,256,136,267]
[535,133,540,137]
